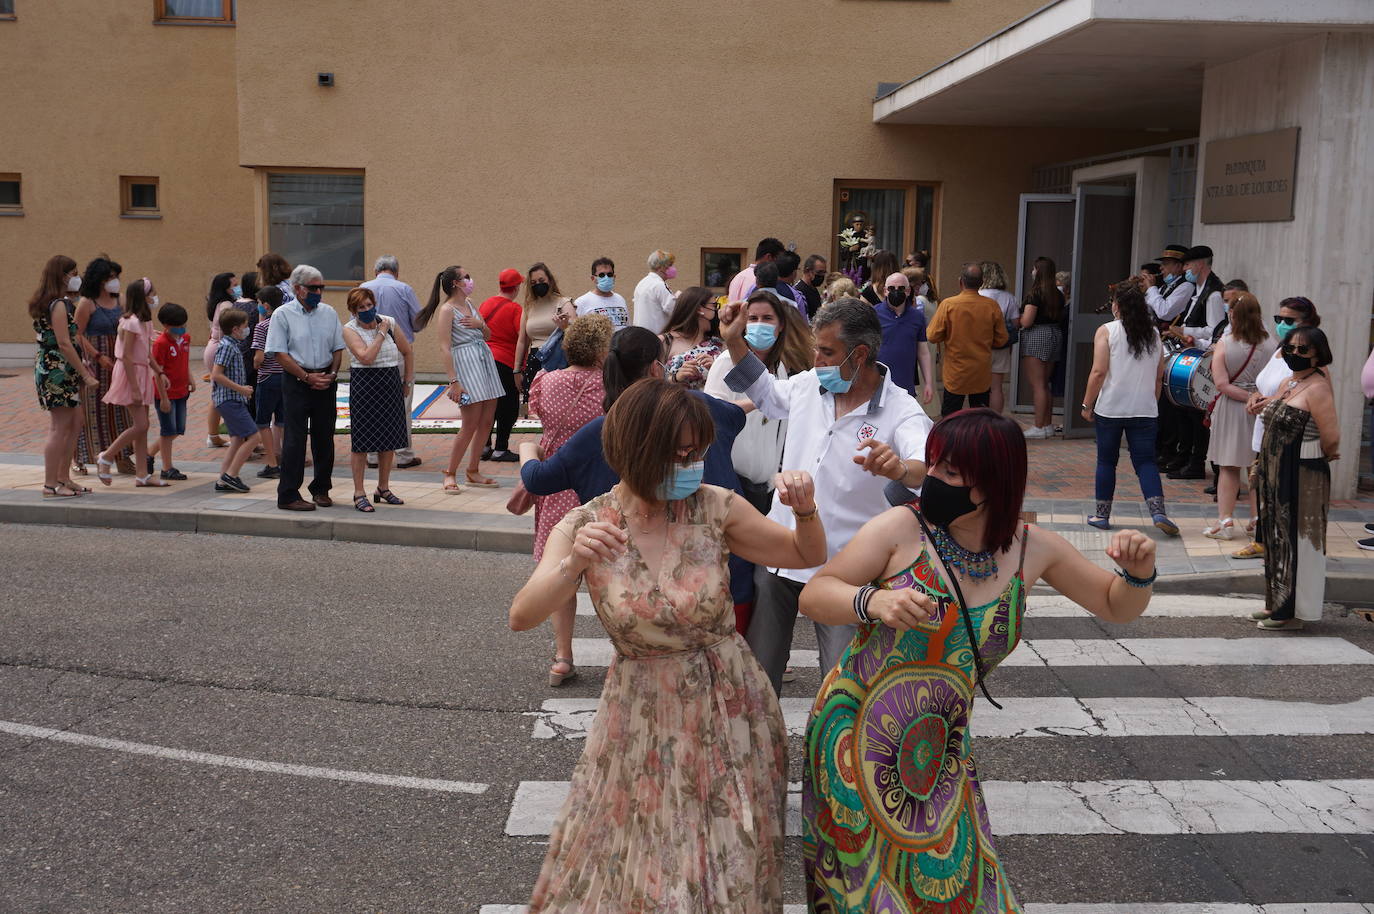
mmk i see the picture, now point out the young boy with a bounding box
[210,309,260,493]
[151,302,194,480]
[250,286,284,478]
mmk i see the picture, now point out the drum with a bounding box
[1164,347,1217,410]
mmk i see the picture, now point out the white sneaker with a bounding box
[1023,425,1052,439]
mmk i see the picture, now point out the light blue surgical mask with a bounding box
[658,460,705,501]
[596,275,615,293]
[231,285,243,299]
[257,304,268,318]
[1184,269,1198,284]
[304,292,322,309]
[1275,319,1297,341]
[357,307,378,324]
[744,322,777,351]
[815,348,858,394]
[168,326,187,337]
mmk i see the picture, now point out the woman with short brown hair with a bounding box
[510,376,826,912]
[342,286,413,511]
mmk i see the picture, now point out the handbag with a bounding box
[1203,342,1257,429]
[506,480,536,515]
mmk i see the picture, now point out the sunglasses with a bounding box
[303,284,326,292]
[1282,344,1313,356]
[673,445,709,464]
[1272,315,1296,325]
[595,272,615,279]
[885,287,906,294]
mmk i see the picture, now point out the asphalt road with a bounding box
[1,524,1371,913]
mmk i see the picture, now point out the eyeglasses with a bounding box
[595,272,615,279]
[303,284,326,292]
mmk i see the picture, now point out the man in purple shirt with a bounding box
[875,272,935,404]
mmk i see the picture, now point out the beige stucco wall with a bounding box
[231,0,1171,372]
[0,2,255,348]
[1195,33,1374,498]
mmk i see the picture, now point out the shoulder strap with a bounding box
[912,509,1002,709]
[1017,523,1030,576]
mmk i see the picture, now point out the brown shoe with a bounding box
[279,499,317,512]
[312,494,333,508]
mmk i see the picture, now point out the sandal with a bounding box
[465,472,500,489]
[441,472,464,494]
[42,484,80,499]
[1202,518,1235,540]
[1244,518,1257,534]
[549,657,577,687]
[95,453,115,486]
[71,463,88,476]
[353,495,375,513]
[1232,542,1264,559]
[59,480,91,494]
[135,475,170,487]
[373,488,405,506]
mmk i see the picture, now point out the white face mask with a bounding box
[150,295,160,307]
[104,278,121,294]
[67,276,82,292]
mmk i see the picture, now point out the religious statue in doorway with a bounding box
[838,210,876,284]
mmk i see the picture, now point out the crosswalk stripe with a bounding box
[575,592,1265,618]
[528,696,1374,740]
[566,636,1373,669]
[505,778,1374,838]
[482,906,1371,914]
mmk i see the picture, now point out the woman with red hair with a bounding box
[799,408,1157,911]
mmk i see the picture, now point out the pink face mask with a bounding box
[461,278,475,296]
[664,266,678,280]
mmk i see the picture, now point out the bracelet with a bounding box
[1116,567,1157,589]
[557,557,582,581]
[853,584,878,624]
[793,506,819,522]
[447,379,459,386]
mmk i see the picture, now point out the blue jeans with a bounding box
[1094,415,1163,504]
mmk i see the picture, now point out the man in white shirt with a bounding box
[631,249,678,334]
[727,237,785,303]
[1170,244,1228,480]
[721,297,933,693]
[1143,243,1195,324]
[573,256,629,329]
[359,255,423,468]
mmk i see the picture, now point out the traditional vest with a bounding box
[1182,272,1225,328]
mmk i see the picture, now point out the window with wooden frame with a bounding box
[155,0,234,24]
[0,1,16,21]
[120,176,161,217]
[264,171,365,285]
[701,248,747,293]
[0,174,21,214]
[832,180,940,284]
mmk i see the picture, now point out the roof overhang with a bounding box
[873,0,1374,129]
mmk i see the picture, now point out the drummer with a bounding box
[1144,244,1196,475]
[1168,244,1228,482]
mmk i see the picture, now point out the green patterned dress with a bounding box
[34,298,83,411]
[804,507,1027,913]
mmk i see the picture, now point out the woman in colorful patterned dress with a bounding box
[799,409,1157,912]
[526,313,612,687]
[660,286,724,390]
[74,256,134,475]
[30,255,99,497]
[510,378,827,912]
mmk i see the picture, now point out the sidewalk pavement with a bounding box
[0,371,1369,598]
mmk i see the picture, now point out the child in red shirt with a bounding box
[151,302,196,480]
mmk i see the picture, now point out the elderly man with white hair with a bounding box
[631,249,678,334]
[360,255,423,468]
[264,264,346,511]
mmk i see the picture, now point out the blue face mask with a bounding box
[658,460,705,501]
[815,348,858,393]
[1275,319,1297,341]
[303,292,322,309]
[168,326,187,337]
[257,304,269,318]
[596,275,615,293]
[744,322,778,350]
[357,307,378,324]
[1184,269,1198,284]
[231,285,243,299]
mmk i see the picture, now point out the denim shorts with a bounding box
[156,396,188,437]
[218,398,258,439]
[255,372,284,427]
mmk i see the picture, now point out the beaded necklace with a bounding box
[927,523,998,581]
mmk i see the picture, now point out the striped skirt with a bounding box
[76,334,132,467]
[451,342,504,404]
[349,366,410,454]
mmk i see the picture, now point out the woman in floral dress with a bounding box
[30,255,98,497]
[510,378,827,912]
[526,313,612,686]
[660,286,724,390]
[799,409,1157,912]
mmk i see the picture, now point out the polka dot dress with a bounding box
[529,368,606,559]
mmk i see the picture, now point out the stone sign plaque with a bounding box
[1201,127,1299,224]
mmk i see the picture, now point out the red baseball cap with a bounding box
[498,268,524,289]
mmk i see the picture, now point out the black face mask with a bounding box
[1282,352,1313,372]
[887,289,907,307]
[920,474,979,527]
[811,274,825,288]
[531,281,550,299]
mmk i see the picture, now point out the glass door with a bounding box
[1011,194,1074,411]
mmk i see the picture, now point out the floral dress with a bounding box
[804,506,1028,913]
[530,485,787,912]
[527,367,604,560]
[34,298,82,410]
[665,336,724,391]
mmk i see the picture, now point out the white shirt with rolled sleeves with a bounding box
[1182,284,1227,348]
[1145,277,1194,323]
[724,352,932,584]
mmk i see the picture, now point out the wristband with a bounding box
[793,506,819,522]
[853,584,878,624]
[1116,567,1157,588]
